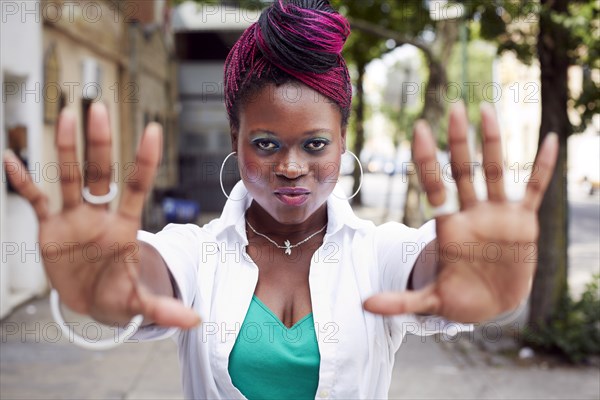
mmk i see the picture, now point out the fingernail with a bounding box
[423,294,440,314]
[546,132,558,143]
[90,101,107,116]
[414,119,428,130]
[454,100,466,111]
[430,190,447,208]
[480,102,496,117]
[146,122,164,140]
[59,107,74,119]
[480,104,497,131]
[3,148,16,161]
[194,313,202,327]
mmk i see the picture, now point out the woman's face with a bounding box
[233,82,346,225]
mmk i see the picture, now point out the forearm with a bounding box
[138,241,175,299]
[407,239,439,290]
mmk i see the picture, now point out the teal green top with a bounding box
[228,295,320,400]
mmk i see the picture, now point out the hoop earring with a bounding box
[220,152,246,201]
[334,150,363,200]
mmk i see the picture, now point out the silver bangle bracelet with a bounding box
[49,289,144,350]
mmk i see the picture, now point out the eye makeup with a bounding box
[248,131,334,153]
[250,132,280,151]
[303,137,331,152]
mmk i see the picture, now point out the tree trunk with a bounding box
[419,60,448,136]
[529,0,571,328]
[346,17,458,219]
[403,19,458,227]
[351,61,367,206]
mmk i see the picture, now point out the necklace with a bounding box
[246,220,327,256]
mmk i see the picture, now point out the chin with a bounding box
[270,203,315,225]
[251,194,325,225]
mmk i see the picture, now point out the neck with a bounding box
[245,201,328,240]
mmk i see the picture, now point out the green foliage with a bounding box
[558,1,600,131]
[573,72,600,132]
[332,0,433,38]
[461,1,538,64]
[524,275,600,364]
[554,1,599,69]
[331,0,432,67]
[463,0,599,131]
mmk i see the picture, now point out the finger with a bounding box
[118,123,163,221]
[413,120,445,207]
[448,102,478,208]
[363,285,440,316]
[85,102,113,206]
[523,133,559,211]
[3,150,49,221]
[480,103,506,202]
[56,109,82,209]
[141,294,201,329]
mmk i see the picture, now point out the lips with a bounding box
[274,187,310,206]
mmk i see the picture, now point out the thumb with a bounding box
[140,292,201,329]
[363,284,440,316]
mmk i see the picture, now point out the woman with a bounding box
[4,0,558,398]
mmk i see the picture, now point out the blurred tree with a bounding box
[557,1,600,131]
[471,0,599,333]
[380,55,422,221]
[336,2,460,226]
[343,0,594,335]
[446,34,496,133]
[532,0,598,333]
[331,2,390,206]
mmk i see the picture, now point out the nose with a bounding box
[275,150,308,180]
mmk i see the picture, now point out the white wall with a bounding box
[1,0,46,319]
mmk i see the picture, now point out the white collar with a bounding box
[211,180,372,243]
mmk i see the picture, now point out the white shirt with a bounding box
[136,181,468,399]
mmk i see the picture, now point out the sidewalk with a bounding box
[1,294,599,399]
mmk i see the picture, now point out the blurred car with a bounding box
[366,154,396,174]
[365,147,414,175]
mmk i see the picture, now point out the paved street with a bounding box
[1,177,598,399]
[567,184,600,298]
[1,295,599,399]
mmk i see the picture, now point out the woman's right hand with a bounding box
[3,103,200,329]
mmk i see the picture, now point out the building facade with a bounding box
[172,2,259,212]
[1,0,178,318]
[1,0,46,319]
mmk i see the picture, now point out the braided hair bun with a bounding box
[256,0,349,73]
[225,0,352,129]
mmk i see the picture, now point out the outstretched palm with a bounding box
[4,103,199,328]
[364,103,558,323]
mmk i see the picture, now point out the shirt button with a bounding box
[319,390,329,398]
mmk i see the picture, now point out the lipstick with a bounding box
[274,187,310,206]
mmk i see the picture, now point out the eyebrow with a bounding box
[248,128,334,136]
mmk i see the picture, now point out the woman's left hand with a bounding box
[363,102,559,323]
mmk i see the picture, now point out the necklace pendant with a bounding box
[284,240,292,256]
